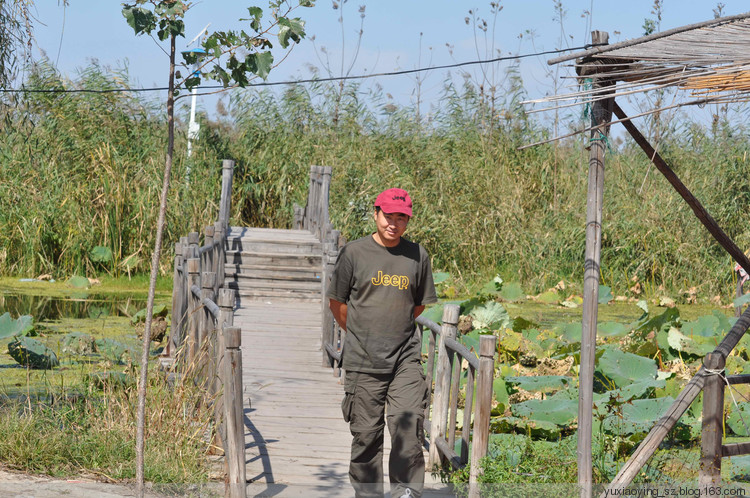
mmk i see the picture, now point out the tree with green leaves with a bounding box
[120,1,313,494]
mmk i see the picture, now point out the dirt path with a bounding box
[0,468,223,497]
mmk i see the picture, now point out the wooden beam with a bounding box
[579,30,613,498]
[612,101,750,276]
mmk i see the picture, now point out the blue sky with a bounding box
[29,1,750,120]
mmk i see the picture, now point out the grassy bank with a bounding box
[2,61,749,299]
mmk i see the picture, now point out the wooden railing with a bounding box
[168,159,246,498]
[418,305,497,490]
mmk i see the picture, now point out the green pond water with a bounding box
[0,278,170,396]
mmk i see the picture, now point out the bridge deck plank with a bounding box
[234,299,440,491]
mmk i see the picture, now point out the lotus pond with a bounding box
[0,277,170,396]
[424,277,750,485]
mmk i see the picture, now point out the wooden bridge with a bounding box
[168,162,497,497]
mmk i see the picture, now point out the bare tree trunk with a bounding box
[135,32,177,497]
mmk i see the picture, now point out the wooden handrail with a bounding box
[167,159,245,498]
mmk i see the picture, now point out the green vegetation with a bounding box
[425,277,750,485]
[0,281,211,483]
[2,59,749,300]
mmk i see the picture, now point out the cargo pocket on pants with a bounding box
[341,372,358,423]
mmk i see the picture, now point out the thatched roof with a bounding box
[526,12,750,119]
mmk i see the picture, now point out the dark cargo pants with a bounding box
[341,356,429,498]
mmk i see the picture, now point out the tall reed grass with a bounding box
[2,60,749,297]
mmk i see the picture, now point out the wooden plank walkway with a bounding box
[234,300,446,496]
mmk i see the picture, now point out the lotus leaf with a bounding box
[499,282,523,302]
[536,290,559,304]
[728,455,750,480]
[497,329,522,354]
[602,379,666,403]
[8,336,59,369]
[726,402,750,436]
[559,300,578,309]
[505,375,572,393]
[511,398,577,426]
[120,253,141,271]
[62,332,97,355]
[556,322,582,344]
[493,377,509,411]
[512,317,539,333]
[87,371,132,389]
[596,348,657,388]
[598,285,613,304]
[681,313,730,338]
[88,305,110,319]
[636,300,649,314]
[597,322,629,338]
[469,301,510,330]
[95,338,135,364]
[432,272,450,284]
[0,312,34,339]
[480,276,503,296]
[420,304,445,324]
[601,397,673,435]
[90,246,113,263]
[632,307,680,335]
[492,416,561,439]
[735,293,750,308]
[666,326,715,357]
[67,276,91,289]
[131,304,169,325]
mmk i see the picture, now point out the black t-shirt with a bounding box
[326,235,438,373]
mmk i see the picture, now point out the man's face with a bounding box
[373,209,409,247]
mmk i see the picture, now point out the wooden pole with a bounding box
[214,288,235,454]
[169,242,184,357]
[204,225,215,278]
[578,30,613,498]
[469,334,497,497]
[428,304,460,467]
[214,222,226,296]
[699,352,725,487]
[187,258,200,366]
[218,159,235,231]
[223,325,246,498]
[199,272,216,380]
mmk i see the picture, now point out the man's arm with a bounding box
[414,305,425,319]
[329,299,348,331]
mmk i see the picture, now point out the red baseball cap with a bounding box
[374,188,412,217]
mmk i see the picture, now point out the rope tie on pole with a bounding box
[704,367,750,436]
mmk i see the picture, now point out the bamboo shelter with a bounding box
[528,12,750,498]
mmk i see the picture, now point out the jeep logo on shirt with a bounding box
[371,271,409,290]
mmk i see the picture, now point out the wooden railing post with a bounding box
[215,289,235,445]
[320,166,332,241]
[293,204,304,230]
[203,225,215,275]
[199,272,216,379]
[187,258,201,366]
[429,304,460,468]
[700,352,726,487]
[214,221,225,295]
[223,325,246,498]
[469,334,497,494]
[219,159,235,231]
[169,241,184,357]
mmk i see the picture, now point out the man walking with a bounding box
[327,188,437,498]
